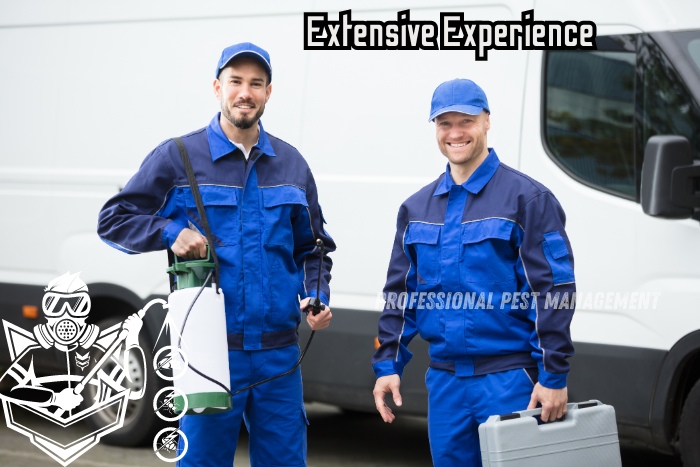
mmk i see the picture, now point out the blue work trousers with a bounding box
[177,345,308,467]
[426,367,535,466]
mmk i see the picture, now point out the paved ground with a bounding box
[0,401,683,466]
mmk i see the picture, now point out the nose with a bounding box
[449,125,464,139]
[238,83,253,100]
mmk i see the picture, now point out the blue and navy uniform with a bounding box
[98,114,334,467]
[372,149,575,466]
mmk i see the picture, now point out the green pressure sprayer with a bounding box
[166,247,232,414]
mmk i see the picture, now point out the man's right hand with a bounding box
[171,228,207,260]
[373,374,402,423]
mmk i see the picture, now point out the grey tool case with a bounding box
[478,400,622,466]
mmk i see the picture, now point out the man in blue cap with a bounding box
[98,42,335,466]
[371,79,576,466]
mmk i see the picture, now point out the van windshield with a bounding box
[645,30,700,163]
[686,38,700,71]
[661,30,700,106]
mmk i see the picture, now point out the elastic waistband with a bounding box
[227,328,298,350]
[430,352,535,377]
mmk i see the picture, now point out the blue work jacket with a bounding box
[98,114,335,350]
[372,149,575,389]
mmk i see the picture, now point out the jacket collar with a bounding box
[206,113,277,161]
[433,148,500,196]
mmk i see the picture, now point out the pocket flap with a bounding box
[543,232,569,259]
[262,185,308,207]
[462,219,513,244]
[185,187,238,207]
[405,223,441,245]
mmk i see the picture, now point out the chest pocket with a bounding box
[185,187,239,245]
[261,185,308,246]
[460,219,517,283]
[405,223,441,285]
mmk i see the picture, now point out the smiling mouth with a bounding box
[448,142,468,148]
[235,102,255,110]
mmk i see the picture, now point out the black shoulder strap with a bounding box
[173,137,221,288]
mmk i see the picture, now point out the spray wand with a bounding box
[305,239,326,316]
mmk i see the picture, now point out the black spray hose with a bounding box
[177,239,326,398]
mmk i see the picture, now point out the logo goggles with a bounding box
[42,292,91,317]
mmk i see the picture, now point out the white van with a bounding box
[1,0,699,462]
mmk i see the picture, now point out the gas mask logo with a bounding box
[0,271,166,466]
[43,292,90,342]
[34,284,98,350]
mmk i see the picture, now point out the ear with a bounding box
[265,83,272,104]
[213,78,222,99]
[483,112,491,132]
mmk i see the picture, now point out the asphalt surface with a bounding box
[0,400,684,466]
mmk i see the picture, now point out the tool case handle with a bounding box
[498,400,602,421]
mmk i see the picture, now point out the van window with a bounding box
[640,32,700,165]
[544,38,637,199]
[545,33,700,201]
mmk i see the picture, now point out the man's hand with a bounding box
[527,383,568,422]
[299,297,332,330]
[373,374,402,423]
[52,387,83,411]
[171,228,207,260]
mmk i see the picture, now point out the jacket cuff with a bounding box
[373,360,404,379]
[538,366,568,389]
[308,289,330,307]
[162,221,186,249]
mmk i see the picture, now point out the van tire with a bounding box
[679,378,700,465]
[81,317,167,446]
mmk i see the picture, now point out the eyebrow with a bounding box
[228,74,265,83]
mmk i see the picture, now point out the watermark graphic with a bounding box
[375,291,662,311]
[304,9,596,59]
[154,427,187,463]
[154,386,188,422]
[153,346,188,381]
[0,272,166,466]
[150,298,190,461]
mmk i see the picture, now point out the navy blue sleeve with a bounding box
[297,168,335,305]
[518,192,576,389]
[372,205,419,378]
[97,145,183,254]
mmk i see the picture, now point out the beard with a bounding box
[221,99,265,130]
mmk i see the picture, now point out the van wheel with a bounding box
[80,317,167,446]
[679,378,700,465]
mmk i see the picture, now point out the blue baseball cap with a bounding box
[215,42,272,82]
[429,79,490,121]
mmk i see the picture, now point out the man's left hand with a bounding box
[527,383,568,422]
[299,297,332,330]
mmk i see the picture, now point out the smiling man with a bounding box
[372,79,576,466]
[98,42,335,467]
